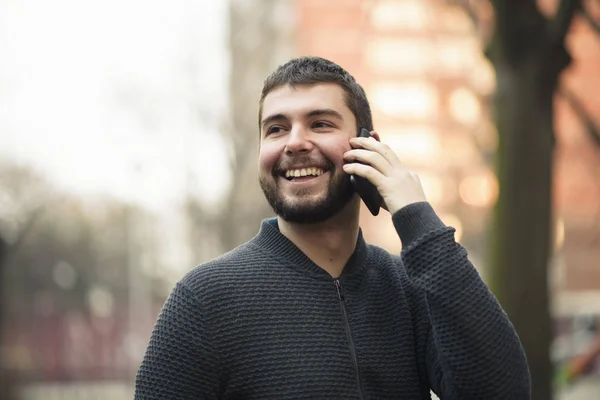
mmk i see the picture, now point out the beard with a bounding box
[259,158,355,224]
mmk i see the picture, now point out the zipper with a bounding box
[334,278,365,400]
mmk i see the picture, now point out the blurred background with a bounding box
[0,0,599,399]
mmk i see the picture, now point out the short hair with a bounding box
[258,56,373,134]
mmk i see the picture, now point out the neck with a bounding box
[277,197,361,278]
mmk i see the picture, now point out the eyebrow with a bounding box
[306,108,344,120]
[260,108,344,130]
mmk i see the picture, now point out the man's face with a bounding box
[258,83,357,223]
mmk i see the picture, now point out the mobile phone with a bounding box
[349,128,383,216]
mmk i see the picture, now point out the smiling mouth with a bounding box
[283,167,326,181]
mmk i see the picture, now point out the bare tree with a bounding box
[451,0,600,398]
[0,162,49,400]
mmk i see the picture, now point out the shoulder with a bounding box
[366,243,406,275]
[179,241,266,295]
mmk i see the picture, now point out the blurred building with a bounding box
[295,0,495,257]
[294,0,600,393]
[554,9,600,304]
[552,5,600,392]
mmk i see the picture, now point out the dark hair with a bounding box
[258,56,373,133]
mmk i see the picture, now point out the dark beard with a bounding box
[259,167,355,224]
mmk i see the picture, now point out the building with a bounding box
[294,0,600,394]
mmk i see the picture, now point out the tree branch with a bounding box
[549,0,581,43]
[579,2,600,35]
[559,88,600,146]
[0,205,45,269]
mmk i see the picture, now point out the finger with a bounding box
[343,149,392,175]
[342,162,384,186]
[349,137,402,168]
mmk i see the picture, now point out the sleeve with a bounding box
[134,281,222,400]
[394,202,531,400]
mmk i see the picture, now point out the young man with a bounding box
[135,57,531,399]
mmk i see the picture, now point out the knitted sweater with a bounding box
[135,202,530,399]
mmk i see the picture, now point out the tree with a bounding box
[452,0,600,398]
[0,160,166,388]
[4,197,161,381]
[0,161,49,400]
[187,0,294,258]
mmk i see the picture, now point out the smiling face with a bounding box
[258,83,358,224]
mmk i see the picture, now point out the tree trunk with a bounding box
[490,37,570,397]
[485,1,578,396]
[222,0,294,251]
[188,0,294,259]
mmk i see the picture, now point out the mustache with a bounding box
[273,156,335,176]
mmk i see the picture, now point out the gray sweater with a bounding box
[134,202,530,399]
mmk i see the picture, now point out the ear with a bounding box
[370,131,381,142]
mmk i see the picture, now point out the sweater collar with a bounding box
[251,218,369,280]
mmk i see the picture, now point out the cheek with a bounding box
[322,138,352,167]
[258,142,281,173]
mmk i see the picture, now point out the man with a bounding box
[135,57,530,399]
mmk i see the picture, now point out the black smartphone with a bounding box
[349,128,383,216]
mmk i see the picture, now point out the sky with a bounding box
[0,0,231,212]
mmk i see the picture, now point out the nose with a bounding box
[285,125,314,156]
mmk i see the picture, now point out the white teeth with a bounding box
[285,168,324,178]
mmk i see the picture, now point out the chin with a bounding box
[277,196,351,224]
[282,191,326,205]
[260,171,355,224]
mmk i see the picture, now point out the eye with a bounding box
[266,125,285,135]
[313,121,333,129]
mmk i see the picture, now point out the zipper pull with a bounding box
[334,278,343,300]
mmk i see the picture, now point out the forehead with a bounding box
[262,83,351,118]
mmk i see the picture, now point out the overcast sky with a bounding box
[0,0,232,212]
